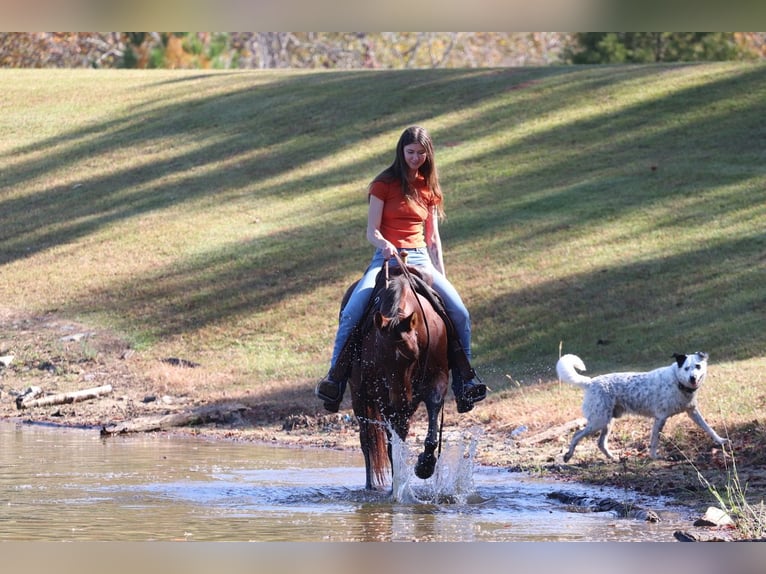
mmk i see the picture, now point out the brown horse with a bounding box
[346,258,450,490]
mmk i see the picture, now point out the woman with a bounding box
[315,125,486,414]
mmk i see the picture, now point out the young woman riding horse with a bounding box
[316,125,486,415]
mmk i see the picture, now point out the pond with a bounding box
[0,421,695,542]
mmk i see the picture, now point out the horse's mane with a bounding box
[378,274,409,325]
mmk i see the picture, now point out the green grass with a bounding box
[1,63,765,391]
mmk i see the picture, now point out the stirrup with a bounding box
[315,377,343,403]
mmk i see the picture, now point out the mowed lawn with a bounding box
[1,64,764,434]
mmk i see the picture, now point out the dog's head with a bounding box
[673,352,709,391]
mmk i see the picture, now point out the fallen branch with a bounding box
[18,384,113,410]
[100,402,248,435]
[15,386,44,409]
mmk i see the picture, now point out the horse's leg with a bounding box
[414,398,442,480]
[359,420,374,490]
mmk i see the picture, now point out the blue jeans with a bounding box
[330,247,472,369]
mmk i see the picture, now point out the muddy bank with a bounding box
[0,309,759,540]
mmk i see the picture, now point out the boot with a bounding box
[446,337,486,412]
[315,329,359,412]
[452,369,487,413]
[315,377,346,413]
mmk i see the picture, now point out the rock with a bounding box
[674,530,732,542]
[161,357,200,368]
[547,491,660,522]
[694,506,735,527]
[59,332,93,342]
[674,530,701,542]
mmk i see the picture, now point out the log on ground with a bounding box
[18,384,113,409]
[100,403,249,435]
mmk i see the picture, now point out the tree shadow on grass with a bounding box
[2,64,764,378]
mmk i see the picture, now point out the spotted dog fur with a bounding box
[556,352,728,461]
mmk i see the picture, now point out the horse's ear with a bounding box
[374,311,388,330]
[401,311,418,332]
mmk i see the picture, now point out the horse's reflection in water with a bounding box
[347,257,450,492]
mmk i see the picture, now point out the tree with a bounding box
[3,32,761,70]
[1,32,571,69]
[0,33,124,68]
[563,33,746,64]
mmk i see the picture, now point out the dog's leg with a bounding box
[649,417,667,459]
[687,408,729,446]
[597,420,615,460]
[564,425,598,462]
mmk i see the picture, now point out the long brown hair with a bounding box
[371,125,445,219]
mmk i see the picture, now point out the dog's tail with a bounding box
[556,354,592,387]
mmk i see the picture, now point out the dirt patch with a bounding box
[1,308,762,540]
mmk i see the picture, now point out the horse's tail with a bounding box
[363,399,390,489]
[358,387,390,488]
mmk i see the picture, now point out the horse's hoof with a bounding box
[415,453,436,479]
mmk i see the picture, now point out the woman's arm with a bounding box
[425,206,445,276]
[367,195,398,259]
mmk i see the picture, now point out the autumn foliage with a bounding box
[4,32,762,70]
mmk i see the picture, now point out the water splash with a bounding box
[389,427,483,504]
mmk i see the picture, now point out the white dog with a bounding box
[556,352,728,461]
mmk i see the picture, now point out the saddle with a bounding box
[339,265,475,382]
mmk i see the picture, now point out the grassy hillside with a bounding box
[1,64,764,405]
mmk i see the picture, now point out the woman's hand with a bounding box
[381,241,398,260]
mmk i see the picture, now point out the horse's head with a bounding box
[372,274,423,362]
[374,309,420,361]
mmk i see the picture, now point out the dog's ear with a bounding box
[672,353,687,367]
[696,351,709,361]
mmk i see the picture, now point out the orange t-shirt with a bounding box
[369,177,436,248]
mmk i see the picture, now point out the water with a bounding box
[0,421,695,541]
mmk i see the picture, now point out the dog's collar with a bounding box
[677,381,697,394]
